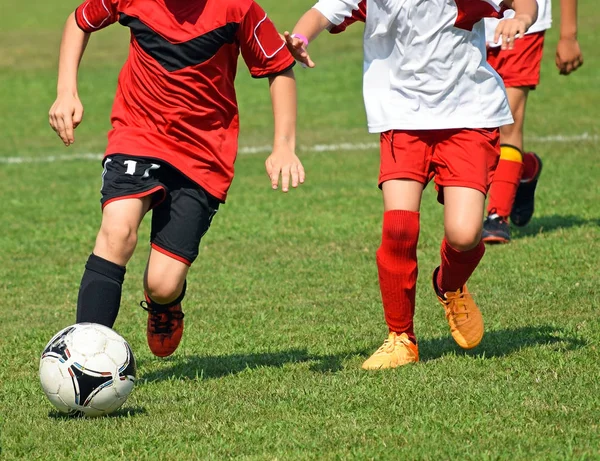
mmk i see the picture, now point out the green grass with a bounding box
[1,0,599,459]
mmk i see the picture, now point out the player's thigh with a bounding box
[382,180,424,212]
[146,182,219,301]
[379,130,431,211]
[504,86,530,128]
[499,87,530,148]
[95,155,165,264]
[434,128,499,248]
[443,187,486,250]
[149,172,220,281]
[100,197,151,238]
[95,198,152,265]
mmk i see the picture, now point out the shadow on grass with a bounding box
[48,406,147,419]
[138,326,586,382]
[140,348,366,383]
[512,214,600,239]
[418,325,587,362]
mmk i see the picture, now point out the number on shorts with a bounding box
[124,160,137,175]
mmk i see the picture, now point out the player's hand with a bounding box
[265,147,305,192]
[555,37,583,75]
[283,31,315,68]
[494,15,532,50]
[49,92,84,146]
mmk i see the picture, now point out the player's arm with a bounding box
[284,9,333,68]
[494,0,538,50]
[49,13,90,146]
[285,0,365,68]
[49,0,119,146]
[239,2,304,192]
[265,70,305,192]
[556,0,583,75]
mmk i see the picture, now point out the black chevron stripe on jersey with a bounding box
[119,14,239,72]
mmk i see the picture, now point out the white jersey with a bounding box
[485,0,551,46]
[313,0,513,132]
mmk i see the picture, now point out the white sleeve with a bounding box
[313,0,363,26]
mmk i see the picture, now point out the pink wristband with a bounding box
[291,33,309,47]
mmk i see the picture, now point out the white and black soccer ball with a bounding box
[39,323,136,417]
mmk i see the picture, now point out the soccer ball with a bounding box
[39,323,136,417]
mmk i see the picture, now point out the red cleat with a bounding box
[140,294,184,357]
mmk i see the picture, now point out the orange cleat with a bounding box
[433,272,484,349]
[141,294,185,357]
[362,332,419,370]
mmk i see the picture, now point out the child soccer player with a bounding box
[49,0,304,357]
[285,0,537,369]
[483,0,583,243]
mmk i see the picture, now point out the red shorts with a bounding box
[379,128,500,204]
[487,31,545,89]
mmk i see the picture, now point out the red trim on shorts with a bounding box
[102,186,167,210]
[151,243,192,267]
[487,32,545,89]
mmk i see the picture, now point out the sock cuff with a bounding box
[382,210,420,236]
[441,238,485,263]
[85,254,126,283]
[500,144,524,163]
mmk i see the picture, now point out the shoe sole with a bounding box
[453,330,484,349]
[482,234,510,244]
[361,359,418,370]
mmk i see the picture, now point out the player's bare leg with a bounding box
[94,197,152,265]
[77,197,152,327]
[500,86,529,152]
[363,179,423,370]
[484,86,529,243]
[142,249,190,357]
[434,187,485,349]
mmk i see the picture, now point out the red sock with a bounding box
[521,152,541,182]
[487,145,524,218]
[376,210,420,342]
[437,238,485,294]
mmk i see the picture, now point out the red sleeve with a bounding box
[454,0,507,31]
[329,0,367,35]
[238,2,295,79]
[74,0,119,33]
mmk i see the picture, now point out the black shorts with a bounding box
[100,154,220,265]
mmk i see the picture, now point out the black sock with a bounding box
[76,254,126,327]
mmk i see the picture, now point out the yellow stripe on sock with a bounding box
[500,145,523,163]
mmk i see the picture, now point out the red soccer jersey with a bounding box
[75,0,295,201]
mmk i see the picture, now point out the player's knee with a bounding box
[382,214,419,242]
[444,227,482,251]
[145,274,185,304]
[96,222,138,259]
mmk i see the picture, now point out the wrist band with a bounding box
[291,33,309,47]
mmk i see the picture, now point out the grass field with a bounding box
[1,0,599,459]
